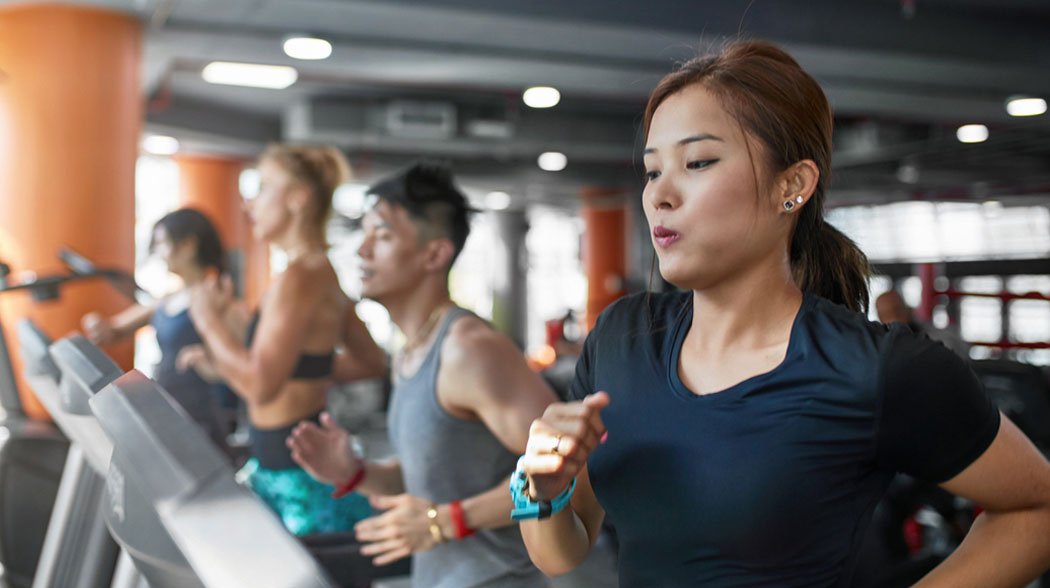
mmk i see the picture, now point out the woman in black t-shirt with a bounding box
[517,41,1050,587]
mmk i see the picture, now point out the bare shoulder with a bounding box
[275,254,337,300]
[437,312,553,419]
[440,314,530,387]
[437,313,532,413]
[442,313,516,366]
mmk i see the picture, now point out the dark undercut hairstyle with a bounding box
[366,162,476,266]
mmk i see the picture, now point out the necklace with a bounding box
[396,304,450,378]
[402,304,448,356]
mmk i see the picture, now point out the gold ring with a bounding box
[553,434,564,455]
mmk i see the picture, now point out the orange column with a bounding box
[0,5,141,419]
[581,188,627,330]
[174,155,269,309]
[175,155,247,251]
[175,155,269,308]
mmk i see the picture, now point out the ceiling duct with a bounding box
[283,96,633,162]
[386,100,457,139]
[466,119,513,140]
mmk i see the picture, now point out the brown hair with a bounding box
[261,144,350,238]
[642,40,870,313]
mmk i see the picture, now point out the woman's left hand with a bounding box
[175,344,222,382]
[354,494,447,565]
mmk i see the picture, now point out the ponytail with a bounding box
[791,215,870,313]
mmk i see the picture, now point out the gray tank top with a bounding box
[388,307,547,588]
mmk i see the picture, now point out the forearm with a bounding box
[917,508,1050,588]
[520,506,594,577]
[356,460,405,496]
[429,475,518,541]
[109,304,154,340]
[110,320,141,340]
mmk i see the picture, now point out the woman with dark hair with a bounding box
[181,144,388,536]
[517,41,1050,586]
[82,207,230,447]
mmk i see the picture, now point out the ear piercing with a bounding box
[783,195,804,212]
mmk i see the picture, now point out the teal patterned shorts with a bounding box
[238,457,372,536]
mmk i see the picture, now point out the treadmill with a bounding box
[25,332,123,588]
[90,370,336,588]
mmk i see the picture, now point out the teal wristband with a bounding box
[509,456,576,521]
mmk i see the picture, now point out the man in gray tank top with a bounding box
[289,163,557,587]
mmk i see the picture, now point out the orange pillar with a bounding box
[175,155,247,251]
[174,155,270,309]
[0,5,140,420]
[581,188,627,330]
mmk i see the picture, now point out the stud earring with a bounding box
[783,200,796,212]
[795,195,804,204]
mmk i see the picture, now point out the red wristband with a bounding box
[330,459,366,499]
[449,500,475,539]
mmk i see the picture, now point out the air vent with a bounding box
[386,101,456,139]
[466,119,513,139]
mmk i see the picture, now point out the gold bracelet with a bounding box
[426,503,445,544]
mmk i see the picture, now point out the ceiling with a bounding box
[25,0,1050,208]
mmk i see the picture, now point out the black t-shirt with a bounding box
[572,291,1000,587]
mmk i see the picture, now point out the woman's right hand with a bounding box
[522,392,610,501]
[81,312,115,345]
[287,412,361,487]
[188,273,234,327]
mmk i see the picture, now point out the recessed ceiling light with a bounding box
[202,61,298,89]
[141,134,179,155]
[896,161,920,184]
[1006,97,1047,117]
[484,191,512,210]
[523,86,561,109]
[537,152,567,171]
[283,37,333,61]
[956,124,988,144]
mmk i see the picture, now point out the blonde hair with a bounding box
[260,144,350,235]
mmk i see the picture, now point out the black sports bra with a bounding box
[245,312,334,380]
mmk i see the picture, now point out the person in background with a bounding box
[288,163,556,587]
[538,311,585,401]
[180,144,387,536]
[876,289,970,357]
[82,208,230,448]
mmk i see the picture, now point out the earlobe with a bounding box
[782,195,805,212]
[288,186,310,216]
